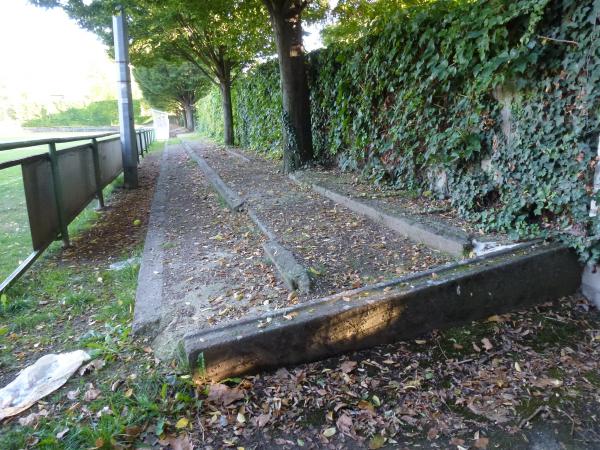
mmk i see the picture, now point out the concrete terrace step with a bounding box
[183,242,581,380]
[290,171,519,258]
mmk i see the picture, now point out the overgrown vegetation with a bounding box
[198,0,600,261]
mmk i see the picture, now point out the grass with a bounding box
[0,140,203,449]
[0,132,131,282]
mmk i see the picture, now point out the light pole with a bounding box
[113,6,138,188]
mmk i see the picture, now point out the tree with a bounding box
[133,60,208,131]
[322,0,432,45]
[260,0,326,172]
[31,0,272,146]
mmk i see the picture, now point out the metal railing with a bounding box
[0,128,155,293]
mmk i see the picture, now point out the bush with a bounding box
[197,0,600,261]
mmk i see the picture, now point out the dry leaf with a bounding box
[531,377,563,388]
[340,360,357,373]
[162,433,193,450]
[67,389,79,401]
[481,338,493,351]
[336,413,353,435]
[207,383,244,406]
[369,434,386,449]
[255,413,271,428]
[474,437,489,449]
[56,428,69,440]
[323,427,336,438]
[357,400,375,413]
[83,387,101,402]
[427,427,439,440]
[175,417,189,429]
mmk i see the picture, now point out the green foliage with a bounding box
[196,86,225,143]
[24,100,147,127]
[133,60,208,113]
[234,60,283,155]
[198,0,600,261]
[322,0,436,45]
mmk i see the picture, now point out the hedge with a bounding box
[197,0,600,261]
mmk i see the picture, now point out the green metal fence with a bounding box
[0,128,155,293]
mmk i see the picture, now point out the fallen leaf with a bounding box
[481,338,493,351]
[369,434,386,449]
[161,433,193,450]
[323,427,336,438]
[427,427,439,440]
[175,417,189,429]
[67,389,79,401]
[450,437,465,446]
[207,383,244,406]
[340,360,357,373]
[486,314,506,323]
[357,400,375,413]
[255,413,271,428]
[56,428,69,440]
[474,437,489,449]
[336,413,353,435]
[531,377,563,388]
[83,387,101,402]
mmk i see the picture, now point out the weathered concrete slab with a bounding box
[263,241,311,293]
[290,172,472,257]
[581,263,600,308]
[182,140,311,293]
[133,144,168,337]
[183,242,581,379]
[183,142,245,211]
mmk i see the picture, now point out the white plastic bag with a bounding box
[0,350,90,420]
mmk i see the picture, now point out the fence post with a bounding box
[91,138,105,209]
[143,130,148,153]
[48,143,70,247]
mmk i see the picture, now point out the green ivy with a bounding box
[197,0,600,262]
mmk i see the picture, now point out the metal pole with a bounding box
[113,8,138,188]
[137,132,143,157]
[48,143,70,247]
[91,138,105,209]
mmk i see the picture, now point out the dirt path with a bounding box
[188,141,451,299]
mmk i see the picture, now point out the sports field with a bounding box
[0,132,109,282]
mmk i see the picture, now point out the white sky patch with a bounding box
[0,0,116,107]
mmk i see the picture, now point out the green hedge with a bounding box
[197,0,600,261]
[196,87,224,142]
[24,100,147,127]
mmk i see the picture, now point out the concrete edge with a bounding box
[247,209,311,293]
[181,141,311,293]
[226,148,251,162]
[183,242,582,379]
[289,172,472,257]
[182,141,245,211]
[133,143,169,337]
[263,240,312,293]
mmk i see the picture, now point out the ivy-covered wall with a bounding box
[196,0,600,261]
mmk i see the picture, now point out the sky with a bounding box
[0,0,116,109]
[0,0,327,128]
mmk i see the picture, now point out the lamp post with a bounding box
[113,6,138,188]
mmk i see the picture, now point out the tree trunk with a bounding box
[183,103,195,131]
[219,79,234,146]
[266,2,313,172]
